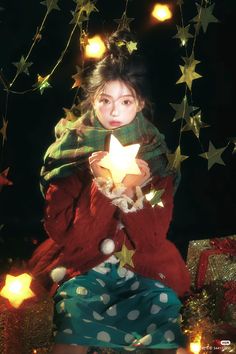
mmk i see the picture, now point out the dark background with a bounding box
[0,0,235,269]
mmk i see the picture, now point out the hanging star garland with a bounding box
[0,118,8,144]
[167,146,189,171]
[199,141,227,170]
[81,0,98,17]
[126,41,137,54]
[181,111,210,138]
[173,25,193,47]
[176,55,202,90]
[114,243,135,268]
[12,56,33,76]
[40,0,60,12]
[71,66,82,89]
[145,188,165,208]
[33,74,51,94]
[191,3,219,33]
[114,12,134,31]
[170,95,199,122]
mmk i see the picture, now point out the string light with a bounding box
[152,3,172,22]
[85,35,106,59]
[189,334,202,354]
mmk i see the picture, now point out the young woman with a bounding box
[29,30,191,354]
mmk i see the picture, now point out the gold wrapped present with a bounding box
[186,235,236,290]
[0,274,54,354]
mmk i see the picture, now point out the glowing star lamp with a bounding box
[189,334,202,354]
[98,135,141,184]
[152,4,172,22]
[0,273,35,308]
[85,35,106,59]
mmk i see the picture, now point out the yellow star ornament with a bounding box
[0,273,35,308]
[98,135,141,184]
[114,244,135,268]
[176,62,202,90]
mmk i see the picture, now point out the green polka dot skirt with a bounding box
[53,258,186,350]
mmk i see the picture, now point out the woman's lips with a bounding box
[109,120,122,127]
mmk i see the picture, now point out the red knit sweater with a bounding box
[29,172,190,298]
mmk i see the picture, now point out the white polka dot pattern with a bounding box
[150,304,161,314]
[127,310,140,320]
[130,281,140,291]
[97,331,111,342]
[106,305,117,316]
[101,293,110,304]
[63,328,72,334]
[159,293,168,303]
[164,330,175,342]
[76,286,88,295]
[146,323,157,333]
[124,333,135,343]
[92,311,104,320]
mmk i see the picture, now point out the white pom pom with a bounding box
[100,238,115,255]
[50,267,67,282]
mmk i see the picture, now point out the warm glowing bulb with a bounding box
[0,273,35,308]
[9,280,23,293]
[152,4,172,22]
[85,35,106,59]
[98,135,141,184]
[190,335,202,354]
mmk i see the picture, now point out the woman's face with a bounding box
[93,80,143,130]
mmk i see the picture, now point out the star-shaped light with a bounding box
[199,141,227,170]
[114,12,134,31]
[145,188,165,208]
[33,74,51,94]
[181,111,210,138]
[191,3,219,33]
[167,146,189,171]
[41,0,60,12]
[71,66,82,89]
[173,25,193,47]
[0,118,8,145]
[176,56,202,90]
[126,41,138,54]
[12,56,33,76]
[114,244,135,268]
[81,1,98,16]
[98,135,141,184]
[0,273,35,308]
[170,96,199,122]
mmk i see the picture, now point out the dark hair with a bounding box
[81,30,154,120]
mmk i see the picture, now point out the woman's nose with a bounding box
[111,103,119,116]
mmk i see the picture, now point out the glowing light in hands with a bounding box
[98,135,141,184]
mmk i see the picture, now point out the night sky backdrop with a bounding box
[0,0,235,269]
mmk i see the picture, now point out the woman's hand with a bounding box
[122,159,151,198]
[89,151,111,179]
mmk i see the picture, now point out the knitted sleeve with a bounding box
[44,173,117,263]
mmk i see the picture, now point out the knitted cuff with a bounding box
[112,186,145,213]
[94,177,126,199]
[94,177,145,213]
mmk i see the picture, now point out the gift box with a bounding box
[186,235,236,290]
[0,274,54,354]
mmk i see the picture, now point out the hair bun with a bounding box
[106,29,137,59]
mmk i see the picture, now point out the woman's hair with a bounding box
[80,30,154,120]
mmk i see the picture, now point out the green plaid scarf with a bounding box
[40,110,171,194]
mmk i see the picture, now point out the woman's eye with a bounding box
[100,98,110,104]
[122,100,132,105]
